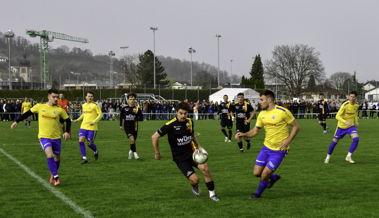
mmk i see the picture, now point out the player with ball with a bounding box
[152,102,219,201]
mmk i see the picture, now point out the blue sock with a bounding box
[349,137,359,153]
[270,174,277,181]
[79,142,86,157]
[24,123,27,127]
[255,180,269,196]
[328,141,338,155]
[88,144,97,153]
[56,160,60,170]
[47,157,58,177]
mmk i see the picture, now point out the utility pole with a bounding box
[150,27,158,89]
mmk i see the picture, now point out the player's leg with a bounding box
[131,132,139,159]
[220,120,228,142]
[227,119,233,142]
[325,127,345,163]
[40,139,60,185]
[79,129,88,164]
[346,128,359,164]
[243,124,251,150]
[176,160,201,197]
[197,162,219,201]
[236,122,244,153]
[87,130,98,161]
[28,117,31,127]
[51,139,61,185]
[24,118,27,127]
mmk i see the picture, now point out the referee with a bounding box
[152,102,219,201]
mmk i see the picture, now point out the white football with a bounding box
[192,149,208,164]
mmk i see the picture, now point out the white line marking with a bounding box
[0,148,94,218]
[196,132,201,136]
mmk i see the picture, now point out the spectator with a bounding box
[193,102,199,120]
[115,100,121,112]
[4,100,12,121]
[369,100,376,118]
[108,105,114,120]
[161,101,168,120]
[102,103,109,120]
[148,100,154,120]
[299,100,305,119]
[0,99,4,121]
[14,100,22,121]
[73,100,81,119]
[292,100,299,119]
[154,100,161,120]
[208,101,214,120]
[283,100,290,110]
[313,101,318,118]
[171,101,176,119]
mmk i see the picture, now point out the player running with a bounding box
[230,93,255,153]
[11,89,71,186]
[73,91,102,164]
[57,93,72,138]
[217,95,233,142]
[324,91,360,164]
[120,93,143,159]
[236,90,300,199]
[317,93,329,133]
[152,102,219,201]
[21,97,32,128]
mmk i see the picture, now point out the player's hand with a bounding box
[232,117,235,122]
[217,115,219,120]
[63,132,69,141]
[73,120,78,123]
[345,121,352,126]
[245,119,251,124]
[120,126,124,131]
[280,140,290,151]
[316,114,318,117]
[235,132,243,139]
[155,153,161,160]
[11,122,18,130]
[355,121,359,127]
[90,122,94,126]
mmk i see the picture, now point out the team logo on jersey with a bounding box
[272,116,276,119]
[89,107,92,109]
[42,110,45,112]
[262,117,265,119]
[133,108,136,113]
[354,108,356,111]
[186,122,190,129]
[53,111,57,114]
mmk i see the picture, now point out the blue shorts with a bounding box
[255,145,288,172]
[334,126,358,140]
[79,129,97,143]
[39,138,61,155]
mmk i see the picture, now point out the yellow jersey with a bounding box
[22,102,32,113]
[30,103,69,139]
[77,102,102,131]
[336,101,359,129]
[255,106,295,151]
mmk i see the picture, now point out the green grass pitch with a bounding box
[1,118,379,217]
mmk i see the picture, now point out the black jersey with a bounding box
[317,99,328,115]
[120,104,143,130]
[218,101,232,119]
[157,117,196,162]
[232,102,254,122]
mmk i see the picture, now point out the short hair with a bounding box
[48,89,59,95]
[86,91,95,96]
[176,102,189,112]
[260,90,275,101]
[224,94,228,97]
[319,93,324,96]
[127,92,137,99]
[349,90,357,97]
[237,93,244,96]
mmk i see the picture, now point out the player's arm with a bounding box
[335,105,350,126]
[230,104,235,121]
[136,108,143,121]
[21,105,24,115]
[237,125,261,139]
[355,107,359,127]
[119,109,124,130]
[152,131,162,160]
[91,104,103,124]
[246,105,255,123]
[74,113,84,123]
[280,119,300,151]
[11,110,34,129]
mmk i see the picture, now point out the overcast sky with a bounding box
[2,0,378,82]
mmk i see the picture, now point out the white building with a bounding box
[365,88,379,101]
[209,88,260,104]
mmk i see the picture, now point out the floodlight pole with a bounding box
[188,47,196,89]
[214,34,221,88]
[5,30,14,90]
[108,50,115,88]
[150,27,158,89]
[120,46,129,87]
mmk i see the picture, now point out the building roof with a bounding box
[363,81,379,88]
[300,86,345,95]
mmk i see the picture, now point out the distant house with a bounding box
[363,81,379,91]
[299,86,346,101]
[0,54,8,62]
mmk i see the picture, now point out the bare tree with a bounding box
[265,44,325,96]
[117,54,139,87]
[329,72,352,90]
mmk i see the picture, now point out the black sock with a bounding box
[322,123,326,130]
[130,144,136,152]
[228,130,232,140]
[206,181,215,191]
[238,142,243,149]
[221,129,228,137]
[246,140,251,144]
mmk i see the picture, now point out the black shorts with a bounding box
[176,158,199,179]
[318,114,327,121]
[236,121,250,133]
[220,118,233,129]
[124,128,138,139]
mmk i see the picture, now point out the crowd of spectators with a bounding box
[1,97,379,122]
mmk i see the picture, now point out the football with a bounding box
[192,148,208,164]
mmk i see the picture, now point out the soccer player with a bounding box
[152,102,219,202]
[236,90,300,199]
[73,91,102,164]
[57,93,72,138]
[230,93,256,153]
[21,97,32,128]
[11,89,71,186]
[217,95,233,142]
[317,93,329,133]
[324,91,360,164]
[120,93,143,159]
